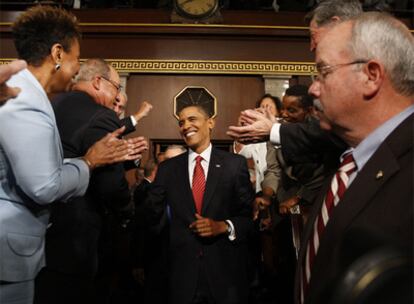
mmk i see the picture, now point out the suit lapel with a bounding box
[176,152,197,214]
[174,151,196,214]
[201,148,222,215]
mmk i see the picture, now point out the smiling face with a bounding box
[96,66,121,109]
[178,106,214,154]
[281,95,310,123]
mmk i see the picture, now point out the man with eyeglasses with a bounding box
[34,58,148,304]
[229,11,414,304]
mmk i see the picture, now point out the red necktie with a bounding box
[300,153,356,303]
[192,156,206,214]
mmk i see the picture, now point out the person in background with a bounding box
[306,0,363,52]
[234,94,282,195]
[113,91,153,134]
[164,144,187,160]
[0,6,141,304]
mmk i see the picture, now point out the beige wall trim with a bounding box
[108,59,315,75]
[0,58,316,75]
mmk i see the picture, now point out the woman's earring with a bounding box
[55,63,61,71]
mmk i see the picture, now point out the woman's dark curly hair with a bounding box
[12,5,81,66]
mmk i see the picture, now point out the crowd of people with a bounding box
[0,0,412,304]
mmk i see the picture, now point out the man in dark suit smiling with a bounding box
[146,104,255,304]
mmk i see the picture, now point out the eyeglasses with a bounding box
[100,75,122,92]
[311,59,369,82]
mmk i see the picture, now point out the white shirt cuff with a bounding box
[225,220,236,241]
[269,122,282,146]
[130,115,137,126]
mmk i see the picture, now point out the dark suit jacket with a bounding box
[145,148,255,304]
[295,114,414,304]
[120,116,135,135]
[45,90,130,276]
[280,118,346,168]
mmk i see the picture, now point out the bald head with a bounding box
[73,59,121,109]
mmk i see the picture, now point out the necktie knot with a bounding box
[196,155,203,164]
[339,152,356,175]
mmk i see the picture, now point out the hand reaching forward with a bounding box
[133,101,153,122]
[0,60,27,105]
[83,126,148,169]
[189,213,228,238]
[227,109,274,144]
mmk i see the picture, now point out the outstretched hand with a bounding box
[227,109,275,144]
[189,213,228,238]
[84,126,148,169]
[134,101,153,122]
[0,60,27,105]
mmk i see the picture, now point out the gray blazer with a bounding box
[0,69,89,282]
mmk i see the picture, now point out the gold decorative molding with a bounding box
[0,58,315,75]
[108,59,315,75]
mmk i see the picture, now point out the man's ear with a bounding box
[91,75,101,90]
[208,117,215,131]
[362,60,383,99]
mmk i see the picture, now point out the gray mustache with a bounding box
[313,99,324,112]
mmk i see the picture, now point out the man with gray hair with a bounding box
[228,11,413,304]
[298,12,413,304]
[34,58,148,304]
[164,144,187,159]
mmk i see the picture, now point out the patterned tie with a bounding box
[301,153,356,303]
[192,156,206,214]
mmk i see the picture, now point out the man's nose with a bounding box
[309,81,320,98]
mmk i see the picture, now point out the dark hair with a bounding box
[255,94,282,112]
[285,85,313,108]
[12,5,81,66]
[178,104,211,118]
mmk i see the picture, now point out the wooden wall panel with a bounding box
[124,73,264,142]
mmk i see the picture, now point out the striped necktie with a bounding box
[301,153,356,303]
[192,155,205,214]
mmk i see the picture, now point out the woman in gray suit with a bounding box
[0,6,144,304]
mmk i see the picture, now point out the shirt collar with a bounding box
[351,105,414,171]
[188,144,212,164]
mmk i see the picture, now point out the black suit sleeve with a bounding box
[228,156,255,242]
[120,116,136,136]
[280,118,347,166]
[144,162,168,227]
[82,110,130,210]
